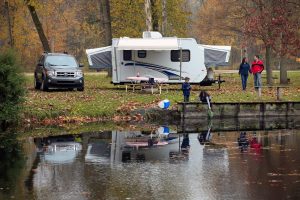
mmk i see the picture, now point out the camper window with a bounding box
[137,50,146,58]
[123,50,132,61]
[171,50,190,62]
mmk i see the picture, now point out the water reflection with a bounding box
[1,122,300,200]
[0,132,26,200]
[109,128,180,163]
[35,136,82,164]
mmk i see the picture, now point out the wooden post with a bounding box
[218,74,221,90]
[258,87,262,97]
[277,87,281,101]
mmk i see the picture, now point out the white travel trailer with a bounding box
[86,32,231,85]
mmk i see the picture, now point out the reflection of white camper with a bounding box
[86,32,231,85]
[43,142,82,164]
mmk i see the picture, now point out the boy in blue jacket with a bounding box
[182,77,191,102]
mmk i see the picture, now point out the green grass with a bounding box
[22,71,300,121]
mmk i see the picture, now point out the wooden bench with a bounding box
[256,85,289,100]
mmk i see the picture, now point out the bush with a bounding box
[0,50,25,131]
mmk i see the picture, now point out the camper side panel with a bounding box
[114,38,207,83]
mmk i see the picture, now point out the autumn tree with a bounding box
[0,0,191,71]
[271,0,300,84]
[242,0,300,85]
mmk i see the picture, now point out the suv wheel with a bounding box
[77,86,84,91]
[34,76,41,90]
[41,77,49,91]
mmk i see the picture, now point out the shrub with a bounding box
[0,50,25,131]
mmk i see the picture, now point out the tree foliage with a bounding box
[241,0,300,84]
[193,0,300,83]
[0,0,190,71]
[0,50,25,131]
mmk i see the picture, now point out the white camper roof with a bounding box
[117,37,179,50]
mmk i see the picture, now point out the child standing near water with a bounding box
[182,77,191,102]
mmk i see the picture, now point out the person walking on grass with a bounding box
[251,55,264,90]
[182,77,191,102]
[239,57,251,91]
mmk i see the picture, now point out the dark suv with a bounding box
[34,52,84,91]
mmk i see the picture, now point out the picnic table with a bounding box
[125,76,169,94]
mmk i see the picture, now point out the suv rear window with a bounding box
[45,55,78,68]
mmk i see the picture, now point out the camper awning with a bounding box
[117,38,179,50]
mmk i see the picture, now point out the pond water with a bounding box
[0,122,300,200]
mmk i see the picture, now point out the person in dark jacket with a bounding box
[199,90,211,104]
[239,57,251,90]
[182,77,191,102]
[181,133,190,150]
[251,55,264,90]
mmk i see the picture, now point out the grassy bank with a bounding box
[23,71,300,122]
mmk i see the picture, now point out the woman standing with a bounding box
[239,57,251,90]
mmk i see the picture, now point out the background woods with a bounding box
[0,0,299,80]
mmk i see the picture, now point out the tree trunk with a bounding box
[280,57,288,84]
[5,0,14,47]
[145,0,152,31]
[265,45,273,85]
[26,1,51,52]
[0,120,8,132]
[99,0,112,76]
[151,0,159,31]
[100,0,112,46]
[161,0,167,35]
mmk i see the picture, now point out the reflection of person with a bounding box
[181,134,190,150]
[199,90,212,109]
[198,130,211,145]
[239,57,251,91]
[250,137,261,149]
[237,132,249,152]
[148,138,154,147]
[182,77,191,102]
[198,132,207,145]
[251,55,264,90]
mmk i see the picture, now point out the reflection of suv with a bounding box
[34,52,84,91]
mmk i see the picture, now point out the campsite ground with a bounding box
[23,70,300,124]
